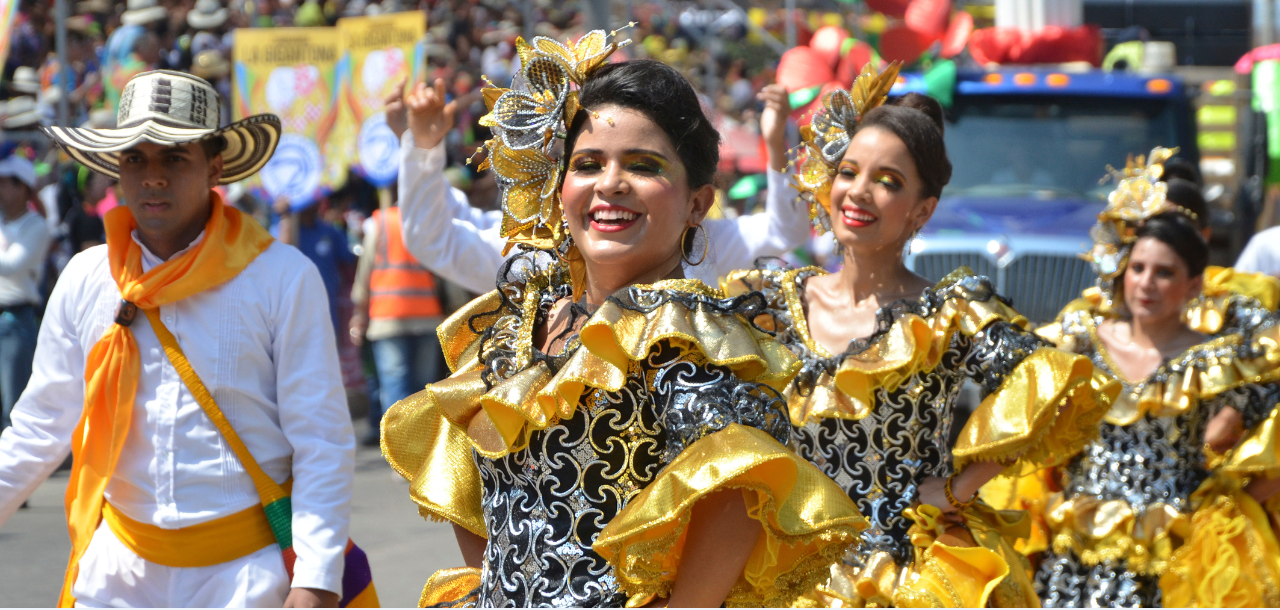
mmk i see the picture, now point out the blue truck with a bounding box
[892,67,1199,322]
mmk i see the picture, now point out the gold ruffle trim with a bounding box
[411,279,800,461]
[592,424,867,608]
[418,566,481,607]
[1186,266,1280,334]
[978,468,1055,556]
[380,381,488,538]
[795,503,1039,608]
[1159,476,1280,607]
[1046,493,1190,575]
[1039,290,1280,426]
[1221,405,1280,478]
[953,352,1118,474]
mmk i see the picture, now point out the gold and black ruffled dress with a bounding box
[724,263,1114,608]
[382,252,867,607]
[1032,282,1280,607]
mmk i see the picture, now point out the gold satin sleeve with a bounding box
[1159,476,1280,607]
[953,348,1119,472]
[1221,406,1280,478]
[380,380,488,538]
[592,424,867,607]
[418,567,482,607]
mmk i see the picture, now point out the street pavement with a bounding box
[0,419,464,608]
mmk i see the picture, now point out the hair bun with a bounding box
[891,93,945,135]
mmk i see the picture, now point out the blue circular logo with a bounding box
[358,112,401,188]
[260,133,323,210]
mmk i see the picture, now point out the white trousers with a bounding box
[72,521,291,608]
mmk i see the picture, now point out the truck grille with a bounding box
[910,252,1094,324]
[1003,255,1095,323]
[911,253,996,284]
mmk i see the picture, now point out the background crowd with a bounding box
[0,0,832,444]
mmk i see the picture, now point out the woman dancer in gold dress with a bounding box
[725,64,1116,607]
[1030,150,1280,607]
[382,33,866,607]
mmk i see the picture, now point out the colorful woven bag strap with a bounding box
[143,310,293,549]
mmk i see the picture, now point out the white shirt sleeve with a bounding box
[1235,226,1280,276]
[702,167,809,280]
[397,131,507,295]
[0,251,92,527]
[271,261,356,594]
[0,214,51,277]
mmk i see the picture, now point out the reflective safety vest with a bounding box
[369,207,443,320]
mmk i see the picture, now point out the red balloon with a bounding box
[865,0,911,19]
[791,81,844,126]
[811,26,852,69]
[905,0,951,39]
[880,25,933,63]
[940,10,973,58]
[777,46,835,93]
[835,40,876,88]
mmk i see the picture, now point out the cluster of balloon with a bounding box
[776,26,879,125]
[777,3,970,124]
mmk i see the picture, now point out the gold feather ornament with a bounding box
[793,62,901,234]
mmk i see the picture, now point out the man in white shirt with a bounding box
[1236,225,1280,278]
[385,80,810,294]
[0,71,356,608]
[0,154,50,431]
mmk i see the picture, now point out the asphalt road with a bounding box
[0,419,464,608]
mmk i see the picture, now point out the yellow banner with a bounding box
[233,28,349,209]
[337,13,426,187]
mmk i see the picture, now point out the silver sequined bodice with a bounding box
[752,266,1044,565]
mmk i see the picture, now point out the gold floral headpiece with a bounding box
[793,62,900,234]
[475,27,632,255]
[1086,146,1201,280]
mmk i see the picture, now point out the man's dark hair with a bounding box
[1134,211,1209,277]
[199,135,226,161]
[1161,157,1201,187]
[566,60,721,189]
[857,104,952,199]
[1163,178,1207,229]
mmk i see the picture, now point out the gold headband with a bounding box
[793,62,901,234]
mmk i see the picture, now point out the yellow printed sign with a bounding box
[233,28,348,209]
[338,12,426,186]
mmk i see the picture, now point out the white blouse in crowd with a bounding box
[397,131,812,294]
[0,234,355,594]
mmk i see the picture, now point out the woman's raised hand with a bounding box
[757,84,791,172]
[406,77,457,150]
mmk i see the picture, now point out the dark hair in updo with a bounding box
[858,101,952,199]
[1132,212,1208,277]
[565,60,720,189]
[891,93,945,135]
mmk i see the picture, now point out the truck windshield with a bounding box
[943,95,1181,200]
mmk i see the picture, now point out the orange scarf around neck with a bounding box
[58,191,273,606]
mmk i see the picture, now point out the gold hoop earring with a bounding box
[681,224,708,266]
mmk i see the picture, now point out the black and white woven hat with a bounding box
[42,70,281,184]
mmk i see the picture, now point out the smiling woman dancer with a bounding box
[724,65,1117,607]
[380,33,866,608]
[1031,149,1280,607]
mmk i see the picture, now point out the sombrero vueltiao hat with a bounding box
[42,70,280,184]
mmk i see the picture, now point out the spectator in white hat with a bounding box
[0,153,50,433]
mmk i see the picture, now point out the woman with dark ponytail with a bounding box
[1030,151,1280,607]
[381,35,865,608]
[724,65,1116,607]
